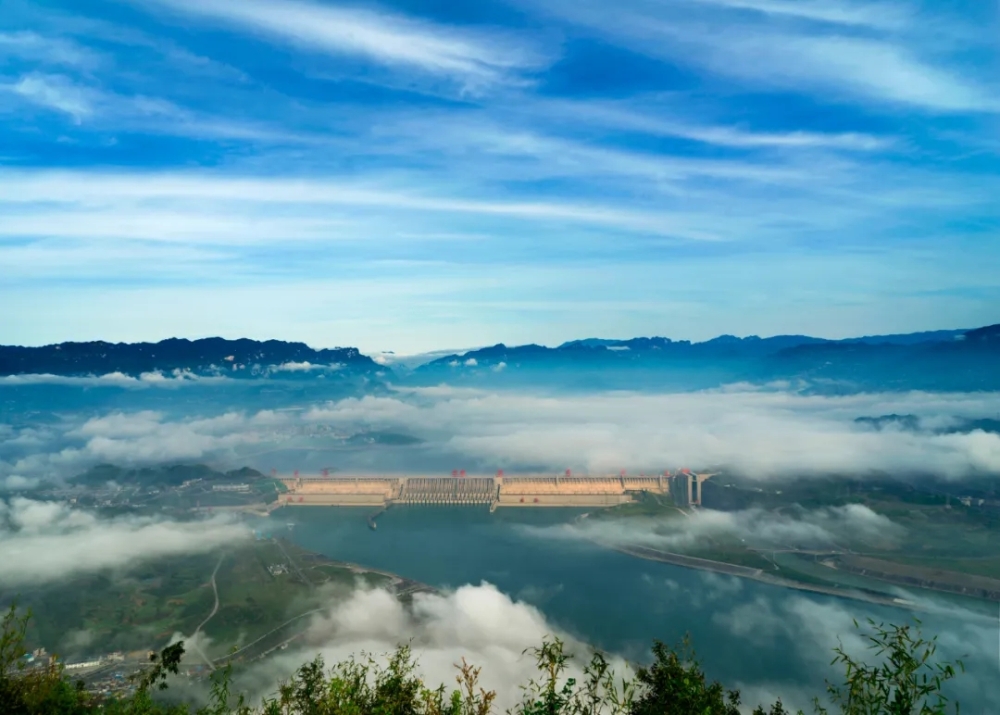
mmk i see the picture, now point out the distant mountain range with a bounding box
[414,323,1000,392]
[1,324,997,393]
[76,463,264,487]
[0,337,383,380]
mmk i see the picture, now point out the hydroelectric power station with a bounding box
[277,470,714,511]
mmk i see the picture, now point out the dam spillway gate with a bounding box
[278,473,712,509]
[398,477,495,505]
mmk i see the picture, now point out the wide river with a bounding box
[260,506,999,713]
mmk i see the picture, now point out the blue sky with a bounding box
[1,0,998,353]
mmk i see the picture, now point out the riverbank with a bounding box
[575,507,1000,609]
[603,542,921,609]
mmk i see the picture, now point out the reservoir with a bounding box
[261,505,999,713]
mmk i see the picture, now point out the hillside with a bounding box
[3,325,997,393]
[0,338,384,379]
[410,324,999,392]
[4,539,398,660]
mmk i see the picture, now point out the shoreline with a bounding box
[277,536,436,595]
[577,510,997,609]
[603,542,922,609]
[266,507,993,611]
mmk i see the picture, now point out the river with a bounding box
[257,505,999,713]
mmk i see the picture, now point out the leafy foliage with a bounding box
[814,619,964,715]
[0,603,967,715]
[515,639,632,715]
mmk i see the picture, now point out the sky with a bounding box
[1,0,999,353]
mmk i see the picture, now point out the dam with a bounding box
[277,471,713,510]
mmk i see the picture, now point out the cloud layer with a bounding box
[0,497,249,586]
[143,0,546,90]
[305,386,1000,479]
[235,576,999,713]
[543,503,905,554]
[3,386,1000,487]
[2,0,999,350]
[243,582,618,712]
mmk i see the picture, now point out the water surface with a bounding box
[261,506,999,713]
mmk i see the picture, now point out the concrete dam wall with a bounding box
[278,473,710,509]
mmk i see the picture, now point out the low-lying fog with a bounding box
[2,377,999,712]
[2,379,1000,488]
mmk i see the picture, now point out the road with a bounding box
[609,542,923,609]
[217,577,434,666]
[216,606,327,664]
[189,555,224,670]
[273,538,314,587]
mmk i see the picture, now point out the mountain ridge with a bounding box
[0,337,384,379]
[413,324,999,393]
[426,327,976,367]
[1,326,995,393]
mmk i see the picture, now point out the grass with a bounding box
[599,478,1000,600]
[3,539,399,661]
[591,493,681,520]
[686,548,774,571]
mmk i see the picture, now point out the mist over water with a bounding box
[4,378,1000,711]
[264,506,1000,714]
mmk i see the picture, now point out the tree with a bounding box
[0,603,93,715]
[261,643,496,715]
[0,603,968,715]
[814,619,964,715]
[514,638,633,715]
[628,637,743,715]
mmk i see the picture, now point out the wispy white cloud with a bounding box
[758,35,997,113]
[4,387,1000,493]
[1,70,319,143]
[537,0,997,113]
[543,503,906,554]
[538,101,892,150]
[378,118,819,188]
[4,73,95,122]
[270,361,342,373]
[1,0,996,351]
[0,209,358,244]
[246,583,613,712]
[0,31,102,69]
[302,387,1000,478]
[0,496,248,585]
[0,370,216,388]
[0,169,724,240]
[142,0,547,89]
[685,0,913,30]
[2,243,997,355]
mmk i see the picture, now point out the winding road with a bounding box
[189,555,225,670]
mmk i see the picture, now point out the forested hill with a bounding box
[0,337,384,379]
[3,325,998,392]
[412,324,1000,392]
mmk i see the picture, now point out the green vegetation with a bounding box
[599,476,1000,600]
[591,493,679,520]
[69,464,282,512]
[591,494,777,574]
[683,547,774,572]
[1,603,966,715]
[6,541,392,659]
[77,465,264,491]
